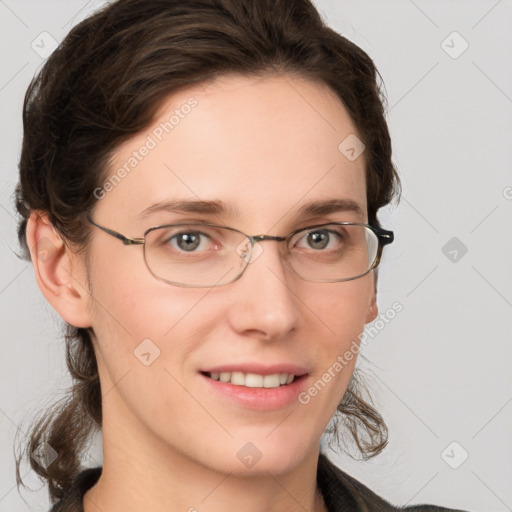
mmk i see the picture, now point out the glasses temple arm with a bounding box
[87,217,144,245]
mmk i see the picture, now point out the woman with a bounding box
[14,1,469,511]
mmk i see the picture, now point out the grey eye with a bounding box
[306,230,330,250]
[295,228,344,251]
[173,232,203,252]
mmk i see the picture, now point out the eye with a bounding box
[158,227,222,253]
[171,231,207,252]
[293,226,347,252]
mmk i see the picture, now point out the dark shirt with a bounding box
[49,452,469,512]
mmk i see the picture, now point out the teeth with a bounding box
[231,372,245,386]
[263,374,279,388]
[207,371,296,388]
[245,373,263,387]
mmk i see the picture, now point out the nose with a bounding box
[225,239,300,341]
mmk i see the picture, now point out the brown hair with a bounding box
[14,0,401,504]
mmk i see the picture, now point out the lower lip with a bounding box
[199,373,309,411]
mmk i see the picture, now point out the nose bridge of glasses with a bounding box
[247,234,289,259]
[250,234,287,243]
[238,233,291,268]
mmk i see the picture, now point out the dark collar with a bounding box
[317,452,396,511]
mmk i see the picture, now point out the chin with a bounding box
[202,433,314,477]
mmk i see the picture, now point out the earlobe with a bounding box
[366,300,378,323]
[26,211,92,328]
[366,276,378,323]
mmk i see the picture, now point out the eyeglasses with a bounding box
[87,216,394,288]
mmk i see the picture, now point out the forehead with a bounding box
[95,73,367,228]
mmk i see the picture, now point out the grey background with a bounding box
[1,1,511,511]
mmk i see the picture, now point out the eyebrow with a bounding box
[139,198,365,220]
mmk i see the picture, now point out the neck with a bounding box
[84,445,327,512]
[83,392,327,512]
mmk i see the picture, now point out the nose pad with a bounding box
[235,238,263,264]
[235,238,265,264]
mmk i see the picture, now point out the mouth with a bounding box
[198,364,310,410]
[200,370,299,388]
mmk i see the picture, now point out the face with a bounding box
[82,73,377,475]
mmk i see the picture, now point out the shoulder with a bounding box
[317,452,470,512]
[400,507,469,512]
[49,466,102,512]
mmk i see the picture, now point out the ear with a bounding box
[365,273,378,323]
[26,211,92,328]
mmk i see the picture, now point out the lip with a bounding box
[200,363,309,376]
[199,371,310,411]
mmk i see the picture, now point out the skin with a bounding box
[27,73,378,512]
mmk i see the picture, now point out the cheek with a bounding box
[91,277,198,354]
[87,250,178,363]
[307,276,373,345]
[301,278,373,403]
[88,272,212,419]
[88,247,225,387]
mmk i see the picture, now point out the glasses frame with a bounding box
[86,215,394,287]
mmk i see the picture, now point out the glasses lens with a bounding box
[143,223,380,287]
[144,224,248,287]
[287,224,379,282]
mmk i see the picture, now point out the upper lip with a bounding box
[200,363,309,377]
